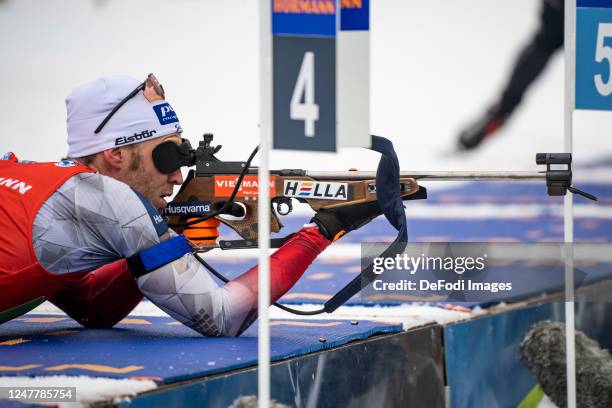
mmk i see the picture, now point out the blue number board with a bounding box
[577,0,612,109]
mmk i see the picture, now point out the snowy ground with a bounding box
[0,375,157,408]
[30,298,478,331]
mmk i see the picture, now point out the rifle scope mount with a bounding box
[195,133,254,175]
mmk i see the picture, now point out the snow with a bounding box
[0,375,156,407]
[30,299,478,331]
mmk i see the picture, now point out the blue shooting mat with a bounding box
[0,402,43,408]
[0,315,400,383]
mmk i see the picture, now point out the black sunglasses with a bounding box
[94,73,165,134]
[152,139,195,174]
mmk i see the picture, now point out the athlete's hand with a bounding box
[311,186,427,242]
[311,201,382,242]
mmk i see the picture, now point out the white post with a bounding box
[258,0,272,407]
[564,1,576,407]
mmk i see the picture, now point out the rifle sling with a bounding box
[323,135,409,313]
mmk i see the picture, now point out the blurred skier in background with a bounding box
[458,0,564,150]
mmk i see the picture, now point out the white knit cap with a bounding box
[66,75,182,157]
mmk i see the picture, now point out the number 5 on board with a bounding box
[595,22,612,96]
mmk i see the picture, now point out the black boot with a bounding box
[457,105,509,150]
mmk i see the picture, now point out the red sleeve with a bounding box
[232,226,331,302]
[50,259,143,328]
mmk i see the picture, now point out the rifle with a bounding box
[163,133,595,250]
[162,133,596,315]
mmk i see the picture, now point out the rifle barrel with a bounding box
[304,171,547,181]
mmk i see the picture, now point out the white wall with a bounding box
[0,0,609,175]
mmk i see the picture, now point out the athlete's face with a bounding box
[124,134,184,210]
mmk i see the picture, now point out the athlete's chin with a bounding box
[155,197,169,210]
[145,193,168,211]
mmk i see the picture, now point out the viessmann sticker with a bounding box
[214,176,277,197]
[283,180,348,200]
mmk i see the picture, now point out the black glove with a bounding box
[311,186,427,242]
[311,201,381,242]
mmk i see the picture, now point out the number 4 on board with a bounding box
[290,51,319,137]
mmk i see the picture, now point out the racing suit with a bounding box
[0,154,329,336]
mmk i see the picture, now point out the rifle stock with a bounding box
[167,173,421,240]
